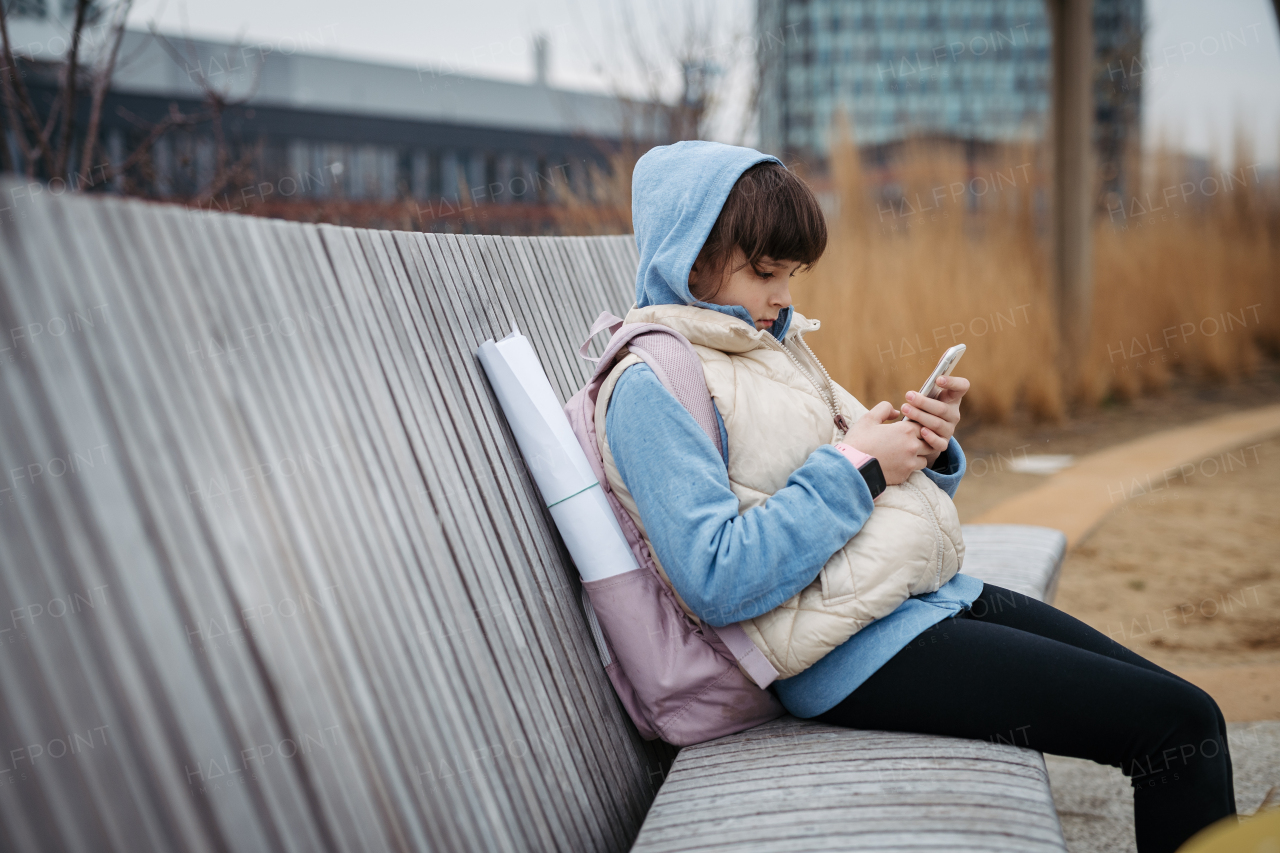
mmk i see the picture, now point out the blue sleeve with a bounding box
[605,364,875,627]
[923,437,965,499]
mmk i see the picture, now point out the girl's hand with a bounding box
[845,401,931,485]
[900,375,969,466]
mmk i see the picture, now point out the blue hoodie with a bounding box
[631,141,793,341]
[606,141,982,719]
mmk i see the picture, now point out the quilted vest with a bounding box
[595,304,965,679]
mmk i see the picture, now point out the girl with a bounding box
[597,141,1235,853]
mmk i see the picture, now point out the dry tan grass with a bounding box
[1086,144,1279,407]
[794,136,1061,422]
[793,136,1279,423]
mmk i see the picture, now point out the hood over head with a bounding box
[631,141,793,340]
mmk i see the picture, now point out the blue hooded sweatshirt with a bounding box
[605,141,983,718]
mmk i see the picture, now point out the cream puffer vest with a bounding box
[594,304,965,679]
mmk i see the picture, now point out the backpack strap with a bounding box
[626,332,723,459]
[702,623,779,690]
[578,311,625,363]
[578,310,776,688]
[578,312,723,457]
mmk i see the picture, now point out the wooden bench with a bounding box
[0,182,1066,852]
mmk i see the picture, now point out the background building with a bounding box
[4,5,670,230]
[757,0,1143,201]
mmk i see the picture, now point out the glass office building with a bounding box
[758,0,1142,197]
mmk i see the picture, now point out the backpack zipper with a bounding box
[761,331,850,435]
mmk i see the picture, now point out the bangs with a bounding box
[696,161,828,279]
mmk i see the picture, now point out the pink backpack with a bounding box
[563,310,784,746]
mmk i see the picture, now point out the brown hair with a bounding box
[690,161,828,301]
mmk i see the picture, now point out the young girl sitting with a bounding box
[597,141,1235,853]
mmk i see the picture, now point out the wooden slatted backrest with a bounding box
[0,184,673,853]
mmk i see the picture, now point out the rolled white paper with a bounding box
[477,328,639,582]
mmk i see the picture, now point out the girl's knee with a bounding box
[1161,682,1226,758]
[1182,681,1228,733]
[1125,684,1226,783]
[1180,684,1223,732]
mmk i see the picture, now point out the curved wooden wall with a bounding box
[0,184,673,853]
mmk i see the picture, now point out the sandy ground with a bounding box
[1053,435,1280,718]
[951,358,1280,719]
[1052,435,1279,668]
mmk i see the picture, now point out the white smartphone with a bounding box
[918,344,966,400]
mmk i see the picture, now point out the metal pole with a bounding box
[1049,0,1094,401]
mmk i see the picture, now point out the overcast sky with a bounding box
[128,0,1280,165]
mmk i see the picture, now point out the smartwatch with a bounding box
[833,442,887,500]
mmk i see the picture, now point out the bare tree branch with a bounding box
[731,20,768,146]
[0,3,59,174]
[53,0,94,178]
[146,23,266,199]
[2,0,251,196]
[0,82,38,174]
[197,138,258,205]
[40,84,63,150]
[147,23,264,105]
[100,101,207,185]
[80,0,135,182]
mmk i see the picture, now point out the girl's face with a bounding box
[689,248,803,331]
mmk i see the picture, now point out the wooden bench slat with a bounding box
[395,230,641,853]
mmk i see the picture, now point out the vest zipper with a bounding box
[761,332,850,435]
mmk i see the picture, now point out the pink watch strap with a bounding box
[833,442,874,470]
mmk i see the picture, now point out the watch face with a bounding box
[859,458,887,498]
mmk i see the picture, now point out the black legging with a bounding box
[814,584,1236,853]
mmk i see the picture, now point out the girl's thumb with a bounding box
[866,401,895,423]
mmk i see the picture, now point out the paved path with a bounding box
[972,403,1280,546]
